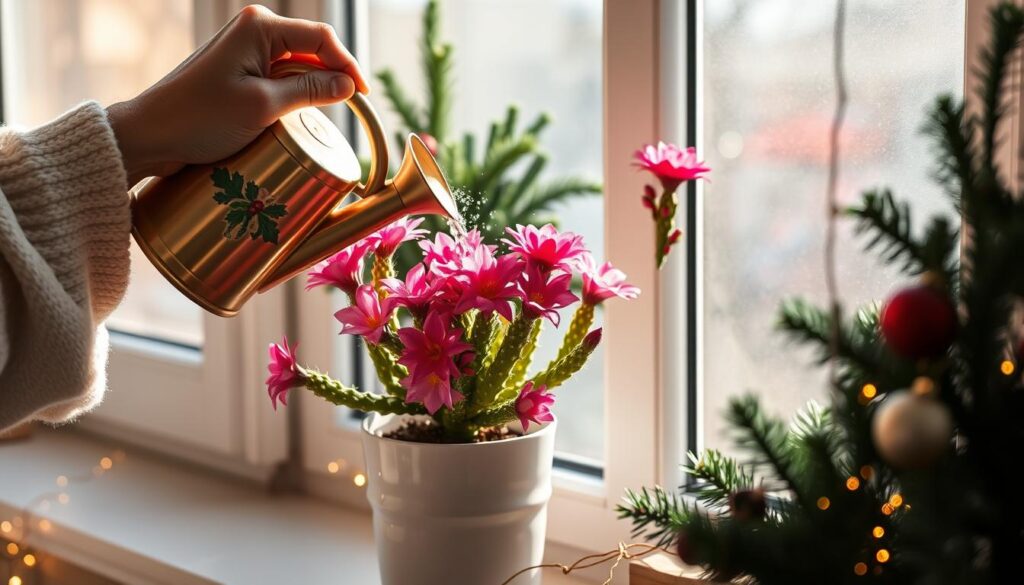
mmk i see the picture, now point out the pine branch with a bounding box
[923,95,975,205]
[726,395,805,505]
[685,450,754,509]
[617,486,692,548]
[977,3,1024,176]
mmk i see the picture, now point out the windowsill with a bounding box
[0,428,587,584]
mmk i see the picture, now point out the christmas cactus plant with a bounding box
[266,220,638,441]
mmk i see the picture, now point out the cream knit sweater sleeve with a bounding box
[0,102,131,431]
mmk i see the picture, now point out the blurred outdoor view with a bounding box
[1,0,201,347]
[701,0,964,456]
[359,0,605,463]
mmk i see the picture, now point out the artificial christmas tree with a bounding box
[373,0,600,273]
[618,3,1024,584]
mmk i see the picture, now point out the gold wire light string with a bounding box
[500,542,673,585]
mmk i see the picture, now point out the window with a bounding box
[1,0,203,347]
[698,0,966,455]
[359,0,606,464]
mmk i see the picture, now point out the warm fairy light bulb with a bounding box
[353,473,367,487]
[875,549,890,563]
[881,503,894,516]
[22,554,35,567]
[38,520,51,533]
[327,461,340,474]
[9,576,22,585]
[6,542,18,555]
[816,497,831,510]
[859,465,874,480]
[861,383,877,399]
[1001,360,1015,376]
[853,562,868,576]
[0,521,10,533]
[889,494,904,508]
[100,457,113,470]
[872,526,885,538]
[845,477,860,491]
[56,476,68,487]
[58,493,69,505]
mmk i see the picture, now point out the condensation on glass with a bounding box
[701,1,964,455]
[355,0,605,462]
[1,0,200,347]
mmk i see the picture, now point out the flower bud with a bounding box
[668,229,682,244]
[644,184,657,199]
[583,327,603,350]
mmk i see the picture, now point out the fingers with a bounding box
[258,70,356,115]
[239,5,369,94]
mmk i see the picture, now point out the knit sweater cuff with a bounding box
[0,101,131,319]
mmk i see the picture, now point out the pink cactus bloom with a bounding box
[419,229,493,277]
[515,381,555,431]
[334,284,394,344]
[453,245,524,321]
[397,312,474,387]
[266,336,302,410]
[305,240,371,294]
[365,217,429,258]
[579,254,641,305]
[381,263,444,318]
[503,224,587,273]
[400,370,464,415]
[633,141,710,191]
[518,265,579,326]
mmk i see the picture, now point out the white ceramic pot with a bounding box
[361,413,557,585]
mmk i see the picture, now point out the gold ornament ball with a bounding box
[872,390,952,469]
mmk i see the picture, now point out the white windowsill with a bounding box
[0,428,587,585]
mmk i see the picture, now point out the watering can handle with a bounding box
[268,58,388,196]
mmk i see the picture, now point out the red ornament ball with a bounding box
[417,132,439,157]
[880,284,956,360]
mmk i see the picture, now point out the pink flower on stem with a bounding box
[633,141,710,191]
[334,284,395,344]
[266,337,302,410]
[397,313,473,413]
[419,229,492,277]
[381,263,443,319]
[518,265,579,326]
[365,217,429,258]
[515,381,555,431]
[579,254,641,305]
[503,224,587,273]
[305,241,371,294]
[453,245,524,321]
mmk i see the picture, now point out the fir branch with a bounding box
[685,450,754,509]
[617,486,691,548]
[977,3,1024,175]
[726,395,806,505]
[923,95,975,205]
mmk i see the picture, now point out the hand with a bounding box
[107,5,368,185]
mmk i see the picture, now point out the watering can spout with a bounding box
[258,134,461,293]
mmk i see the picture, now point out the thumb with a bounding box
[262,71,356,114]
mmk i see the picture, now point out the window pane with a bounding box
[701,1,964,454]
[1,0,201,347]
[356,0,604,462]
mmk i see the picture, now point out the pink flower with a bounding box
[419,229,493,277]
[334,284,394,344]
[365,217,429,258]
[580,254,640,305]
[453,245,524,321]
[503,224,587,273]
[305,241,371,294]
[633,141,710,191]
[397,313,473,384]
[400,370,464,415]
[518,265,579,326]
[515,381,555,431]
[266,337,302,410]
[397,313,473,413]
[381,262,445,319]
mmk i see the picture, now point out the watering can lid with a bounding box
[270,106,362,192]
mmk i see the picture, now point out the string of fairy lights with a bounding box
[324,457,367,488]
[1,450,125,585]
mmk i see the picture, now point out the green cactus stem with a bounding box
[499,319,543,402]
[302,369,423,415]
[366,342,406,397]
[469,399,517,428]
[554,302,594,362]
[530,328,602,391]
[472,314,536,413]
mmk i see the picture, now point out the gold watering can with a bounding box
[131,59,460,317]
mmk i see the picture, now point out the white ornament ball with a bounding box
[872,390,953,470]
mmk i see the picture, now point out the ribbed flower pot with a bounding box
[361,413,557,585]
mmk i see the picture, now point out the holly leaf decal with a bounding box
[245,180,260,201]
[211,167,286,245]
[263,203,287,218]
[254,213,280,244]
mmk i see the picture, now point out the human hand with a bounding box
[107,4,368,185]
